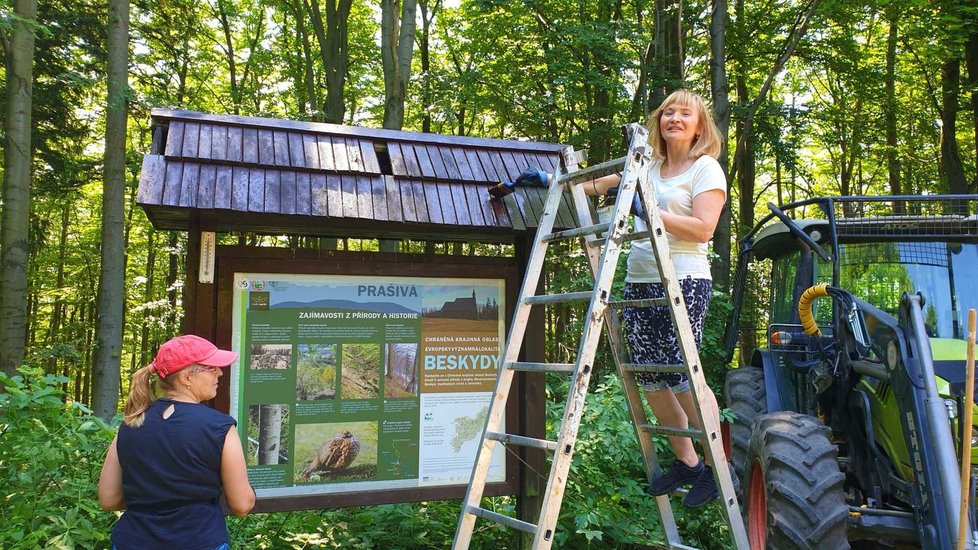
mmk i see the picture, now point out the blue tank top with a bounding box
[111,398,236,550]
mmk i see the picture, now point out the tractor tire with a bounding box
[724,366,767,495]
[745,412,849,550]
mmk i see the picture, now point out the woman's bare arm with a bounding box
[98,434,126,511]
[581,174,621,196]
[221,428,256,516]
[659,189,726,243]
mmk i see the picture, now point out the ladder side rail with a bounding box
[607,133,688,546]
[529,304,606,548]
[452,157,571,549]
[602,316,658,484]
[603,307,684,545]
[577,125,687,546]
[531,126,650,548]
[572,127,662,480]
[523,147,600,549]
[565,158,604,251]
[634,174,750,550]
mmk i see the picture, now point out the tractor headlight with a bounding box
[972,426,978,448]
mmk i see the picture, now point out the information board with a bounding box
[229,273,506,499]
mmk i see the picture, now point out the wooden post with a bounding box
[184,220,223,410]
[182,220,201,336]
[516,233,546,549]
[958,309,976,550]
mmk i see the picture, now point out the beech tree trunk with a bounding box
[381,0,418,130]
[294,0,320,118]
[940,58,968,196]
[0,0,38,376]
[47,203,70,375]
[735,69,756,235]
[306,0,353,124]
[419,0,441,133]
[141,229,157,367]
[93,0,130,419]
[885,7,901,205]
[710,0,732,290]
[966,31,978,191]
[215,0,240,114]
[650,0,684,107]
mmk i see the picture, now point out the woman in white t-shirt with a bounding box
[584,89,729,508]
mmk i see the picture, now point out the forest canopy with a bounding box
[0,0,975,414]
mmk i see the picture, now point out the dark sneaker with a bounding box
[683,464,719,508]
[646,460,704,496]
[683,462,740,508]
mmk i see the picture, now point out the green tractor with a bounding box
[724,195,977,548]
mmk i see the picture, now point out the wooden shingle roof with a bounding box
[136,109,578,240]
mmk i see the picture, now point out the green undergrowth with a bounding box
[0,367,117,549]
[2,360,734,549]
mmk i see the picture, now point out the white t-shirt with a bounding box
[626,155,726,283]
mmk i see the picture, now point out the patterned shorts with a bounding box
[623,278,713,392]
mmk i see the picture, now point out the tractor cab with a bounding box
[748,219,978,402]
[724,195,978,548]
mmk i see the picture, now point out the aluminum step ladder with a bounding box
[452,123,748,550]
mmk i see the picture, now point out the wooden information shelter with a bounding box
[135,109,577,519]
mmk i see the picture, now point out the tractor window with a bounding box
[816,241,978,339]
[770,252,801,324]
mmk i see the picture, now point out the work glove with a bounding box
[515,168,550,187]
[604,186,646,219]
[488,168,551,198]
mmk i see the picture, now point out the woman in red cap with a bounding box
[98,335,256,550]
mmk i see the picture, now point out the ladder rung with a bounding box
[640,424,704,438]
[543,222,612,242]
[623,230,652,243]
[525,291,594,305]
[485,431,559,452]
[622,363,686,374]
[508,361,576,373]
[587,229,652,248]
[649,484,694,498]
[554,156,627,186]
[609,298,669,310]
[465,505,538,534]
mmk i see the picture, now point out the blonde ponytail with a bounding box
[123,365,157,428]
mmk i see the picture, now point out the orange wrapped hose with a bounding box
[798,284,830,337]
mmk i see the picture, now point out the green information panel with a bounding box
[230,273,506,499]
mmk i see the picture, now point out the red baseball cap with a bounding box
[151,335,238,378]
